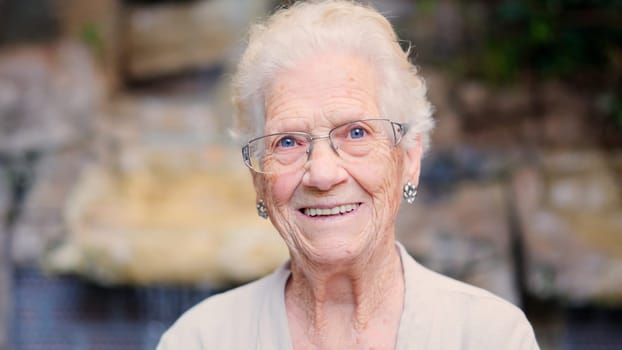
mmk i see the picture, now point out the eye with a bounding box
[349,127,366,139]
[277,135,298,148]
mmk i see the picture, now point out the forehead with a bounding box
[263,52,380,131]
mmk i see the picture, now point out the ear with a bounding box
[402,135,423,187]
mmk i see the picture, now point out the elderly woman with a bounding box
[158,1,539,349]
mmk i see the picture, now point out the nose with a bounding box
[302,137,347,191]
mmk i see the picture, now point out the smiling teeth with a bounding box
[304,204,359,217]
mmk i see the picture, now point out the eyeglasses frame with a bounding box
[241,118,409,173]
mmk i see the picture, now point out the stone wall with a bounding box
[123,0,271,79]
[0,0,619,304]
[1,1,621,349]
[515,152,622,303]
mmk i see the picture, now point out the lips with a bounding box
[301,203,360,217]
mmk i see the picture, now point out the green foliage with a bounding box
[475,0,622,83]
[80,22,105,60]
[460,0,622,128]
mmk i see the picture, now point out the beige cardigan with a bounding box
[157,243,539,349]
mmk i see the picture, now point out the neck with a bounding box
[285,239,404,348]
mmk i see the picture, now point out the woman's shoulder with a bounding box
[399,248,538,349]
[421,271,538,350]
[419,266,530,324]
[174,277,267,326]
[157,265,290,350]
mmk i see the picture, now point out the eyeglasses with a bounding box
[242,118,408,174]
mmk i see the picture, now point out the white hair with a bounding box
[231,0,434,151]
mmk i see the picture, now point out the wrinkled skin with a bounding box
[252,52,423,348]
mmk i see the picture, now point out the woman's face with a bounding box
[255,52,421,265]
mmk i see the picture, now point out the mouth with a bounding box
[300,203,361,217]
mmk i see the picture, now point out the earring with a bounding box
[256,200,268,219]
[403,182,417,204]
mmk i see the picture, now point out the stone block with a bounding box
[454,81,533,126]
[43,147,288,286]
[11,147,92,266]
[514,151,622,303]
[0,41,104,155]
[124,0,271,79]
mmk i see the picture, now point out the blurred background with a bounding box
[0,0,621,349]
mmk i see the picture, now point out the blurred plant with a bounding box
[80,22,105,61]
[456,0,622,128]
[473,0,622,83]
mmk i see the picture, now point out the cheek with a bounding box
[350,148,404,200]
[263,172,300,208]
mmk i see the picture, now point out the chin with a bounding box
[292,234,377,267]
